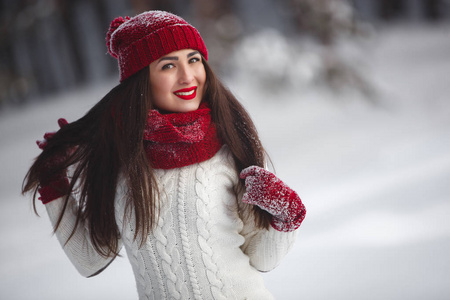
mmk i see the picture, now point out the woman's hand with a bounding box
[240,166,306,232]
[37,118,71,204]
[36,118,69,149]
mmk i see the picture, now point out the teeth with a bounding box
[175,89,195,96]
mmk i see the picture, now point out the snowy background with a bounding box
[1,24,450,299]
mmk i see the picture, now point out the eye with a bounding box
[189,57,201,64]
[161,63,174,70]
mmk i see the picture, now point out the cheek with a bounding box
[197,67,206,87]
[150,75,170,98]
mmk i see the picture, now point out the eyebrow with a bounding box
[187,51,200,58]
[158,51,200,63]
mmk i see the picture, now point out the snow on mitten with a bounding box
[37,118,71,204]
[240,166,306,232]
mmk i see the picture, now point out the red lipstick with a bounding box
[173,86,197,100]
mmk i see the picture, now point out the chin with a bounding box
[179,102,201,112]
[156,99,202,113]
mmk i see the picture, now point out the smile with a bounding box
[174,87,197,100]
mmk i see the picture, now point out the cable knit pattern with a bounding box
[175,167,202,299]
[195,161,232,299]
[45,146,298,299]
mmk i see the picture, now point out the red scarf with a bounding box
[143,103,222,169]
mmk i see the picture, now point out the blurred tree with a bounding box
[423,0,443,20]
[57,0,86,85]
[190,0,236,71]
[0,0,36,106]
[1,0,449,109]
[379,0,404,20]
[229,0,375,98]
[285,0,369,94]
[0,0,133,109]
[353,0,450,21]
[286,0,358,45]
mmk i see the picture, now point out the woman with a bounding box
[23,10,306,299]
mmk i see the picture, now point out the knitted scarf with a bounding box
[143,103,222,169]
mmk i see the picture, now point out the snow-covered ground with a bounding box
[1,24,449,299]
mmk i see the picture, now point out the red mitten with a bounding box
[37,118,71,204]
[240,166,306,232]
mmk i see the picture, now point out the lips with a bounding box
[174,86,197,100]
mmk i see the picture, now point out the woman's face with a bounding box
[149,49,206,113]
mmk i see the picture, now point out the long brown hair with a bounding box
[23,58,271,258]
[202,60,272,228]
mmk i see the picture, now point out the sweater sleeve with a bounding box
[238,201,298,272]
[45,196,121,277]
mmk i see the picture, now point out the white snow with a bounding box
[1,23,450,299]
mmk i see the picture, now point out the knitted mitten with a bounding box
[240,166,306,232]
[36,118,70,204]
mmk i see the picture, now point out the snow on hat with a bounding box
[106,10,208,82]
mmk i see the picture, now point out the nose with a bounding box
[178,64,194,85]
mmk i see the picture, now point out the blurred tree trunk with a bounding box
[1,1,33,105]
[359,0,445,21]
[423,0,442,20]
[379,0,403,20]
[57,0,86,84]
[65,0,110,83]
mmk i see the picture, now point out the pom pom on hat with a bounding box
[106,16,131,58]
[106,11,208,82]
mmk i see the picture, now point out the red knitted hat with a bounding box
[106,10,208,82]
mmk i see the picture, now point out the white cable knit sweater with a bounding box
[45,146,298,299]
